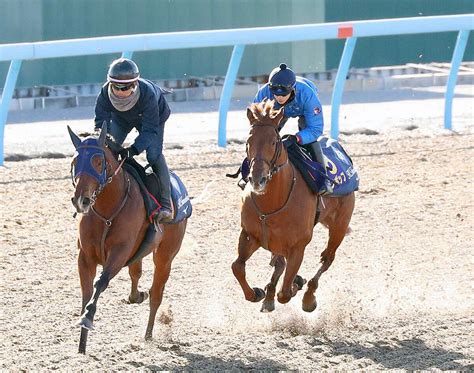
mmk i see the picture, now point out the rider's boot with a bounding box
[151,155,173,224]
[308,140,333,196]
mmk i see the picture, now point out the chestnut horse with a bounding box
[232,101,355,313]
[68,123,187,354]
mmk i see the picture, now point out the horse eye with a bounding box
[91,154,104,172]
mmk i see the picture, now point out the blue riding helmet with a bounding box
[269,63,296,96]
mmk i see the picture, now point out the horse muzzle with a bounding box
[71,195,92,214]
[248,174,268,194]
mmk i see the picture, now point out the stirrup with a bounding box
[318,181,333,196]
[154,207,173,224]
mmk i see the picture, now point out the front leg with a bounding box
[277,247,305,304]
[77,248,97,354]
[261,254,285,312]
[77,247,128,353]
[231,229,265,302]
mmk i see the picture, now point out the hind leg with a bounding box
[303,195,354,312]
[145,222,185,341]
[128,259,149,304]
[232,229,265,303]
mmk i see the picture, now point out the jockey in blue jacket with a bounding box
[254,63,333,195]
[94,58,173,223]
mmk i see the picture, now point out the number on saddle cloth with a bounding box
[285,136,359,196]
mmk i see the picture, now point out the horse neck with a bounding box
[93,163,128,217]
[253,148,293,209]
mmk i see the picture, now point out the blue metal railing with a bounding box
[1,14,473,165]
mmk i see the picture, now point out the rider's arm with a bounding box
[132,89,162,154]
[295,91,324,145]
[253,85,271,103]
[94,87,112,130]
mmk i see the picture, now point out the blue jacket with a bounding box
[94,78,171,153]
[254,77,324,144]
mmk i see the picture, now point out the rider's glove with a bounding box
[286,134,301,145]
[119,145,138,159]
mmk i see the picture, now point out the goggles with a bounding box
[111,83,134,92]
[269,84,293,96]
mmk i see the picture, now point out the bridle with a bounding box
[247,123,289,181]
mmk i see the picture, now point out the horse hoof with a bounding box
[293,275,306,290]
[260,300,275,313]
[252,287,266,302]
[78,317,94,330]
[302,302,317,313]
[302,294,317,312]
[277,292,291,304]
[128,291,149,304]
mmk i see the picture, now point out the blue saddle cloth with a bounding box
[168,171,193,224]
[238,137,359,196]
[286,136,359,196]
[123,159,192,224]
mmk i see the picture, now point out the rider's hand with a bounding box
[286,134,300,144]
[119,145,138,159]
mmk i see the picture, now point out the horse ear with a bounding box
[97,121,108,147]
[247,107,256,124]
[275,107,285,125]
[67,125,82,149]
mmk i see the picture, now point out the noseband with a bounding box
[247,123,288,180]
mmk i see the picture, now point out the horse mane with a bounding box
[248,99,282,126]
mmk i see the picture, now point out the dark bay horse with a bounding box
[232,100,355,313]
[68,123,187,354]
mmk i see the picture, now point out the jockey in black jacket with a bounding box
[94,58,173,223]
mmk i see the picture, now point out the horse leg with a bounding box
[145,255,172,341]
[78,252,125,348]
[77,249,97,354]
[127,259,149,304]
[145,223,185,341]
[302,199,354,312]
[301,235,341,312]
[277,248,305,304]
[261,255,285,312]
[231,229,265,303]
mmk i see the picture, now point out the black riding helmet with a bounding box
[107,58,140,85]
[269,63,296,96]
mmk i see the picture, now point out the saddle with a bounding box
[123,157,192,225]
[227,137,359,196]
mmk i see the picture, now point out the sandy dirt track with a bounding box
[1,122,473,370]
